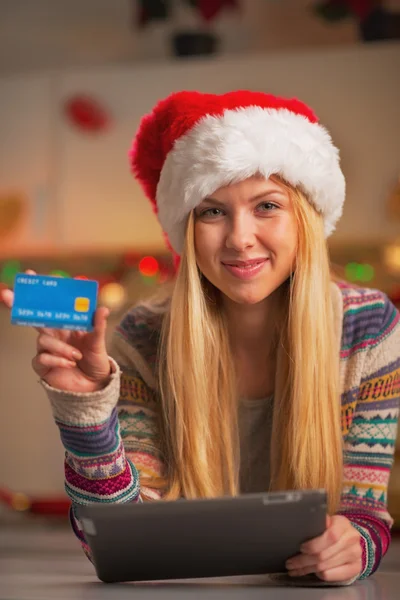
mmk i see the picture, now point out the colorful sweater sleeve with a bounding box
[338,296,400,579]
[41,308,166,561]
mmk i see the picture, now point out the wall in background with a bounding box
[0,42,399,259]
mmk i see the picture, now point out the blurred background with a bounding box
[0,0,399,526]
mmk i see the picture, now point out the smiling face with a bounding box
[194,175,298,305]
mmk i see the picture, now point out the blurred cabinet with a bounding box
[0,75,57,257]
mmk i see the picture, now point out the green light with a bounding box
[345,262,359,281]
[355,264,365,281]
[50,270,70,278]
[345,261,375,282]
[362,264,375,282]
[1,260,21,286]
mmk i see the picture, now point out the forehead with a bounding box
[203,175,290,203]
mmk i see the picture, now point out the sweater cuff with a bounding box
[350,521,375,579]
[40,357,121,425]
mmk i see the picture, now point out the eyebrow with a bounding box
[201,190,286,206]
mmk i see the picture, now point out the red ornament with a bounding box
[198,0,239,22]
[139,256,159,277]
[64,95,110,133]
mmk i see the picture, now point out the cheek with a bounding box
[194,224,221,266]
[266,218,297,257]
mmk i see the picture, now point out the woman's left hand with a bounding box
[285,515,362,582]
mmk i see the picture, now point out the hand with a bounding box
[1,270,112,393]
[285,515,362,582]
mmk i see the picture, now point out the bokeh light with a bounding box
[99,282,127,311]
[139,256,159,277]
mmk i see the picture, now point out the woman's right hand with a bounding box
[0,270,112,393]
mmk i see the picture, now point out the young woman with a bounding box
[2,91,399,583]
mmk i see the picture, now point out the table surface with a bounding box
[1,522,399,600]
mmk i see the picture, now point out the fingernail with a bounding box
[72,351,82,360]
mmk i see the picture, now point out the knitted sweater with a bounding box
[42,282,400,579]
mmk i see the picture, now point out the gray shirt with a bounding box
[238,395,274,494]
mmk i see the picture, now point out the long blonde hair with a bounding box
[157,180,343,513]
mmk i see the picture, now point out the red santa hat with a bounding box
[129,90,345,255]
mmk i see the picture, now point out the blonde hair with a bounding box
[157,180,343,513]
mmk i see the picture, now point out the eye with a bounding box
[199,207,224,218]
[257,202,278,213]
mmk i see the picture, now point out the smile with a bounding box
[222,259,269,280]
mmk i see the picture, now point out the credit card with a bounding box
[11,273,98,332]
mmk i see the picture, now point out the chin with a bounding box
[223,286,271,305]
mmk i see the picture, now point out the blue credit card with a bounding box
[11,273,98,332]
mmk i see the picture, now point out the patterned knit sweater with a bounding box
[42,282,400,580]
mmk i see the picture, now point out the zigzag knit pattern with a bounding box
[47,282,399,580]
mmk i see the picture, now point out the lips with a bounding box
[221,258,269,280]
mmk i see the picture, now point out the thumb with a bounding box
[89,306,110,352]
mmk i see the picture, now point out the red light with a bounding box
[74,275,89,280]
[139,256,159,277]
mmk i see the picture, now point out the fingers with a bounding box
[300,515,349,555]
[286,543,361,577]
[37,333,83,362]
[87,307,110,351]
[291,530,352,570]
[316,562,362,583]
[32,353,77,379]
[33,332,83,379]
[0,288,13,309]
[286,515,362,582]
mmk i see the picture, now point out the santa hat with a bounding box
[129,91,345,255]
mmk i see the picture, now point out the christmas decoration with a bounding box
[64,95,111,133]
[139,256,159,277]
[313,1,400,40]
[345,262,375,282]
[196,0,238,22]
[172,31,218,56]
[136,0,239,27]
[313,0,352,22]
[137,0,170,27]
[0,254,175,302]
[99,282,127,311]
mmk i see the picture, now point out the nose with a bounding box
[225,214,256,251]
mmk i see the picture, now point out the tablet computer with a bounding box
[76,489,327,583]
